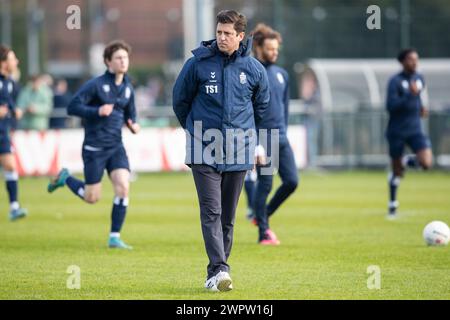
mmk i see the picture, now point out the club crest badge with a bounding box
[401,80,409,90]
[125,87,131,99]
[415,79,423,91]
[240,72,247,84]
[102,84,111,93]
[277,72,285,84]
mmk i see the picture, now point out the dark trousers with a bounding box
[253,138,299,240]
[191,164,246,279]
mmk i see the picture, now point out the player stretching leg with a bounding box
[48,41,140,248]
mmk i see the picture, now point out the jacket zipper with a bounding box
[221,56,229,170]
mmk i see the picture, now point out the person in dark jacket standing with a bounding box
[385,49,432,219]
[173,10,269,292]
[248,24,298,245]
[47,40,140,249]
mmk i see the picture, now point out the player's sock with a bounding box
[402,154,419,169]
[66,176,86,200]
[111,197,128,233]
[4,171,19,208]
[388,173,401,213]
[10,201,20,211]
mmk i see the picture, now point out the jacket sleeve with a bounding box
[67,80,101,120]
[172,58,198,129]
[419,75,426,107]
[8,80,17,112]
[8,94,15,112]
[386,77,412,112]
[284,72,290,129]
[252,66,270,127]
[125,88,137,124]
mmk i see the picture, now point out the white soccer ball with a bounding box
[423,221,450,246]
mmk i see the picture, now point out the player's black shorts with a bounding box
[387,132,431,159]
[82,143,130,185]
[0,131,12,155]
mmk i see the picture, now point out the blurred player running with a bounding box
[0,45,27,221]
[48,40,140,248]
[386,48,432,219]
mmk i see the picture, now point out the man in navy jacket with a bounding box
[248,24,298,245]
[385,48,432,219]
[173,10,269,292]
[48,40,140,249]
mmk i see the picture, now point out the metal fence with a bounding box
[42,101,450,170]
[290,107,450,169]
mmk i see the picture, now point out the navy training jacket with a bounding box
[257,62,290,137]
[68,71,136,148]
[0,74,15,134]
[386,71,425,137]
[173,38,270,172]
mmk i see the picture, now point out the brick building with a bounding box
[38,0,184,77]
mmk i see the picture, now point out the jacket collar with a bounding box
[401,70,417,78]
[104,70,129,85]
[258,60,273,68]
[192,37,253,61]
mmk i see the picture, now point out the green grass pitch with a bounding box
[0,170,449,299]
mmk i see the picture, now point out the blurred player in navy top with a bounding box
[249,24,299,245]
[0,45,27,221]
[48,41,140,248]
[385,48,432,219]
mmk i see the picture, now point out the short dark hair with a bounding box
[216,10,247,34]
[103,40,131,66]
[251,23,282,54]
[0,44,11,63]
[397,48,417,63]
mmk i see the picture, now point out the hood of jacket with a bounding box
[191,37,253,61]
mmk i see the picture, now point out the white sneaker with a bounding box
[215,271,233,292]
[204,276,219,292]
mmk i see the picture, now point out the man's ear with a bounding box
[238,32,245,42]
